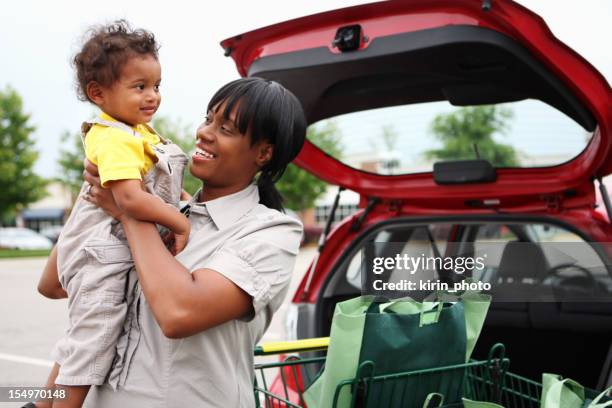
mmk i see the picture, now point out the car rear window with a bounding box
[308,100,591,176]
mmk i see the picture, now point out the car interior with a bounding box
[315,216,612,389]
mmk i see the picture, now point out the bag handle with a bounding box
[419,301,444,327]
[542,373,585,407]
[422,393,444,408]
[366,297,443,326]
[377,296,440,315]
[588,386,612,408]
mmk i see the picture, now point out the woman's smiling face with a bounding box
[190,103,272,201]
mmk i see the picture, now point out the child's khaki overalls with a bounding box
[52,117,188,386]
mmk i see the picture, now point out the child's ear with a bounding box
[86,82,104,105]
[256,142,274,167]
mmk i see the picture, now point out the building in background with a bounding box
[17,181,71,232]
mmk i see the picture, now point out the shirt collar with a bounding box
[187,184,259,230]
[99,111,120,123]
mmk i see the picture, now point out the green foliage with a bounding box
[0,248,51,258]
[151,116,201,195]
[381,125,399,151]
[277,121,343,211]
[57,129,85,201]
[425,106,519,167]
[0,86,48,223]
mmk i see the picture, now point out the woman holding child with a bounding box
[34,21,306,408]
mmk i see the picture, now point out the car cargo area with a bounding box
[315,217,612,388]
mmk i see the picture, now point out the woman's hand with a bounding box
[38,246,68,299]
[82,159,125,220]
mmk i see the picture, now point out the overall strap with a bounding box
[80,117,147,154]
[80,117,172,152]
[86,117,146,138]
[142,122,171,144]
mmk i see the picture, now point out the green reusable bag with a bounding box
[461,398,505,408]
[303,294,491,408]
[541,373,612,408]
[420,394,506,408]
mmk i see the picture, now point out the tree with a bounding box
[424,106,519,167]
[372,125,401,174]
[57,129,86,202]
[381,125,399,152]
[57,115,202,201]
[277,121,343,211]
[0,86,47,224]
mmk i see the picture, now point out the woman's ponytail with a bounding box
[257,171,284,212]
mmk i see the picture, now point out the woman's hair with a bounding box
[73,20,160,102]
[207,78,307,212]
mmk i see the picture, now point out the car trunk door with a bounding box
[220,0,611,211]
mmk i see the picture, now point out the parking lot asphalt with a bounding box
[0,246,316,407]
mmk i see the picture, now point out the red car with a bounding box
[222,0,612,394]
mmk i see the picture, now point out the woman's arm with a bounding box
[38,246,68,299]
[84,162,252,338]
[108,179,191,254]
[120,217,252,338]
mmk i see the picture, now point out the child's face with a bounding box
[97,55,162,125]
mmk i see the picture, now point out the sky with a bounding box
[0,0,610,178]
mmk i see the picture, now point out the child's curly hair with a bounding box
[73,20,160,103]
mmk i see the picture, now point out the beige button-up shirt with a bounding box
[84,184,303,407]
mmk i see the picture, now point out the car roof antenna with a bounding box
[302,186,345,299]
[597,177,612,225]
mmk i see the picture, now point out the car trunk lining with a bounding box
[249,25,595,131]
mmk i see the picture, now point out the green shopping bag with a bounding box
[541,373,612,408]
[303,293,491,408]
[461,398,505,408]
[421,394,506,408]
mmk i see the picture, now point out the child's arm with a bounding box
[108,179,190,254]
[38,246,68,299]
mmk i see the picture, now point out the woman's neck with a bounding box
[198,182,252,203]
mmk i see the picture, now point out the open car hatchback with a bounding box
[222,0,612,392]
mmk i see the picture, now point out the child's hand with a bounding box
[173,230,189,255]
[171,217,191,255]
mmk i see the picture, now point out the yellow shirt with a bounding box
[84,112,161,188]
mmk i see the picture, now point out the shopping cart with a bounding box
[253,339,609,408]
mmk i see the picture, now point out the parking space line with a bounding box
[0,352,53,368]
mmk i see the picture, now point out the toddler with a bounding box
[33,21,189,408]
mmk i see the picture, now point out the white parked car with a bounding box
[40,225,63,243]
[0,227,53,250]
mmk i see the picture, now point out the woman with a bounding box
[37,77,306,407]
